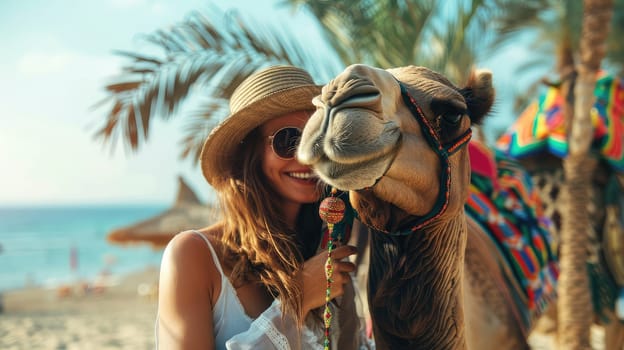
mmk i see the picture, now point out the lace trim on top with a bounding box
[255,314,290,350]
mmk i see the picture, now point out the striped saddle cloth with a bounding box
[466,140,559,330]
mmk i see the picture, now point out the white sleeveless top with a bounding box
[155,231,255,349]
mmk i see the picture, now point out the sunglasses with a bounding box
[267,127,302,160]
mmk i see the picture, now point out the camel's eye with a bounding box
[441,113,463,125]
[430,98,468,141]
[437,113,466,142]
[431,99,467,126]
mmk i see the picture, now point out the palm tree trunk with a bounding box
[558,0,614,348]
[559,156,597,349]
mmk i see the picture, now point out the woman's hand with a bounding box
[300,245,357,317]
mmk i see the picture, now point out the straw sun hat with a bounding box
[200,65,321,188]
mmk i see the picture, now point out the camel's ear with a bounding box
[459,69,494,125]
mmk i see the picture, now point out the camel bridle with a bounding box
[371,82,472,235]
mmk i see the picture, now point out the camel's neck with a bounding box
[368,214,468,349]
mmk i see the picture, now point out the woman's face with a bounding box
[260,110,320,207]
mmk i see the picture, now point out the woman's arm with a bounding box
[157,232,219,349]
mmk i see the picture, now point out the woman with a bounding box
[156,65,370,349]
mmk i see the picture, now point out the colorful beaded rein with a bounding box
[318,188,346,350]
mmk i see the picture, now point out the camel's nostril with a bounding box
[336,91,382,113]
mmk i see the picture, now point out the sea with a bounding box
[0,204,168,292]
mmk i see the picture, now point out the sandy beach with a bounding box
[0,266,160,350]
[528,323,605,350]
[0,265,607,349]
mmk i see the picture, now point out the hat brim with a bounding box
[200,84,321,188]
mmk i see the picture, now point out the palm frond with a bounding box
[486,0,622,75]
[178,99,229,163]
[285,0,443,68]
[94,5,340,158]
[488,0,553,50]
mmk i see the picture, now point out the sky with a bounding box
[0,0,530,206]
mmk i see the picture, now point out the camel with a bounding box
[496,73,624,349]
[297,64,556,349]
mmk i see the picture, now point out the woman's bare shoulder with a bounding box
[159,223,225,304]
[162,224,224,280]
[166,222,224,255]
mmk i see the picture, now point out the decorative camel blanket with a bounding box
[467,140,559,328]
[496,72,624,172]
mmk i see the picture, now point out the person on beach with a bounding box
[156,65,372,349]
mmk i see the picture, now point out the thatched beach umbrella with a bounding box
[107,176,219,248]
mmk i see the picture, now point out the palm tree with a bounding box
[558,1,614,348]
[93,1,504,161]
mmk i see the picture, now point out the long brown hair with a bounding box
[216,127,321,323]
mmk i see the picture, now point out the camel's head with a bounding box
[298,64,494,232]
